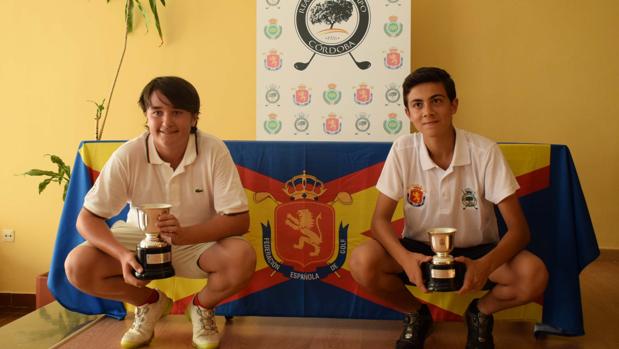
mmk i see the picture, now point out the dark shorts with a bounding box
[398,238,497,290]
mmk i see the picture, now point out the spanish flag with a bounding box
[48,141,598,336]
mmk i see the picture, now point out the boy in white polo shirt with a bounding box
[350,67,548,349]
[64,76,256,349]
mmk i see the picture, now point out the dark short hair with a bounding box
[138,76,200,115]
[402,67,457,108]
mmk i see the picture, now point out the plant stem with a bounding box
[98,28,129,140]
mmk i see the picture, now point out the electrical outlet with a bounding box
[2,229,15,242]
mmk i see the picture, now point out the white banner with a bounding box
[257,0,411,141]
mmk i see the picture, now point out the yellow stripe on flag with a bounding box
[499,144,550,177]
[337,187,404,268]
[246,188,278,271]
[80,142,124,172]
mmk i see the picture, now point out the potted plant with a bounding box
[23,0,167,200]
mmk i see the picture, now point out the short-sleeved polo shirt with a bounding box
[83,131,248,231]
[376,128,519,247]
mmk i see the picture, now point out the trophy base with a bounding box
[134,267,175,280]
[134,245,175,280]
[422,262,465,292]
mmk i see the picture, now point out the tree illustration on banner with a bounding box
[309,0,353,30]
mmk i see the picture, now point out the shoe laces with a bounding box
[130,306,150,331]
[195,307,218,335]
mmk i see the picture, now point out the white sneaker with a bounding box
[186,301,220,349]
[120,289,172,349]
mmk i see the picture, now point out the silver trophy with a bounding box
[134,204,175,280]
[424,227,460,292]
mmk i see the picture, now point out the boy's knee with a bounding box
[518,257,549,301]
[64,248,88,288]
[349,246,377,285]
[240,245,257,280]
[226,241,257,283]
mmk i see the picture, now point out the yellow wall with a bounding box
[1,0,617,293]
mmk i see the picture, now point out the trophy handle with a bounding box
[137,210,148,231]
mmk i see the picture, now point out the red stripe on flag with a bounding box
[322,162,385,202]
[236,165,289,203]
[515,166,550,197]
[87,168,100,184]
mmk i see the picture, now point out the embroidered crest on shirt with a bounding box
[406,185,426,207]
[461,188,478,209]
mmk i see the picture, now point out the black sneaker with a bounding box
[465,299,495,349]
[395,304,433,349]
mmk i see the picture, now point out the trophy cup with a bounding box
[134,204,175,280]
[422,227,463,292]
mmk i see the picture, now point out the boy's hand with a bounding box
[119,250,149,288]
[455,256,492,294]
[157,213,186,245]
[402,251,433,293]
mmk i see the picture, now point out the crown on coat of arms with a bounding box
[283,171,326,200]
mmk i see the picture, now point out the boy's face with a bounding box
[146,90,197,153]
[405,82,458,138]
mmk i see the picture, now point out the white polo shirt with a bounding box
[84,131,248,230]
[376,128,519,247]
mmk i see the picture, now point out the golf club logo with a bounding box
[383,112,402,135]
[293,84,312,106]
[323,112,342,135]
[355,113,371,135]
[265,85,281,106]
[407,185,426,207]
[384,47,403,70]
[265,0,281,9]
[384,16,403,37]
[265,49,283,70]
[322,83,342,105]
[385,83,401,105]
[294,0,371,71]
[354,83,373,105]
[294,113,310,134]
[461,188,479,209]
[264,18,283,39]
[264,113,283,135]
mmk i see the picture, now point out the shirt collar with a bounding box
[451,128,471,167]
[144,132,199,167]
[419,128,470,170]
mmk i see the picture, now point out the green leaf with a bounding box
[38,178,53,194]
[23,169,57,177]
[125,0,135,34]
[63,165,72,181]
[159,0,165,6]
[134,0,150,33]
[48,154,66,168]
[63,183,68,201]
[148,0,163,43]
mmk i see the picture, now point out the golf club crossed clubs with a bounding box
[294,52,371,71]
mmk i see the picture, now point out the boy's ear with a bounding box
[451,98,459,113]
[404,107,412,120]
